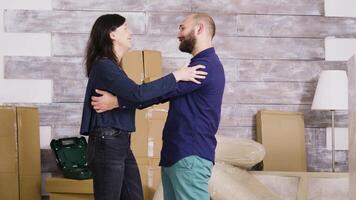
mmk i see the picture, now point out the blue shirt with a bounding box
[121,48,225,166]
[80,58,177,135]
[159,47,225,166]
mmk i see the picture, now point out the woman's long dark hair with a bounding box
[84,14,126,77]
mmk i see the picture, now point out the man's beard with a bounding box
[179,30,196,54]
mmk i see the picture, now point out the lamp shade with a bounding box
[311,70,348,110]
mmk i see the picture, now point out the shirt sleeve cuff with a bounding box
[117,97,134,109]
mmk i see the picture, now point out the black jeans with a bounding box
[87,128,143,200]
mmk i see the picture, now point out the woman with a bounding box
[80,14,206,200]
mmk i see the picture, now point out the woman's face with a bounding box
[110,22,133,52]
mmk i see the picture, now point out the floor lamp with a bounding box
[311,70,348,172]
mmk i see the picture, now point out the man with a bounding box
[92,13,225,199]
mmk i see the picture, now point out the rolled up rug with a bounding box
[215,135,265,169]
[209,162,281,200]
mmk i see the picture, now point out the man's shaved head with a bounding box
[190,13,216,38]
[177,13,216,54]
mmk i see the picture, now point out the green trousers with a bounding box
[161,155,213,200]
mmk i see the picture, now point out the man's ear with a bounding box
[196,23,204,35]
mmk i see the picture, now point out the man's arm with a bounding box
[147,59,211,100]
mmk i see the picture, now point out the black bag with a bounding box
[50,136,92,180]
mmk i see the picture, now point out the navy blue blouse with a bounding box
[80,58,177,135]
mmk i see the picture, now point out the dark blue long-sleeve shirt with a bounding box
[160,48,225,166]
[80,58,177,135]
[120,48,225,166]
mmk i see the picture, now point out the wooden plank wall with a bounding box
[3,0,355,173]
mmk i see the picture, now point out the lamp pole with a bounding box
[311,70,348,172]
[331,110,335,172]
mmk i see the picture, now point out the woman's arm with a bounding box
[95,60,206,103]
[91,89,162,113]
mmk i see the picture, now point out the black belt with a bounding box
[91,127,130,137]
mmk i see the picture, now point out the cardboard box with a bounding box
[20,176,41,200]
[0,107,18,173]
[17,107,42,200]
[256,110,307,171]
[143,78,169,158]
[0,106,41,200]
[136,157,150,199]
[46,177,93,200]
[147,103,168,158]
[0,107,18,174]
[142,50,162,78]
[0,107,20,200]
[0,173,19,200]
[17,107,41,176]
[122,51,144,84]
[123,51,165,159]
[49,193,93,200]
[147,158,161,199]
[131,110,149,157]
[46,177,93,194]
[122,50,162,84]
[148,120,165,158]
[136,157,161,200]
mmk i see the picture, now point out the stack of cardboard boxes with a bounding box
[0,107,41,200]
[46,50,168,200]
[123,50,168,199]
